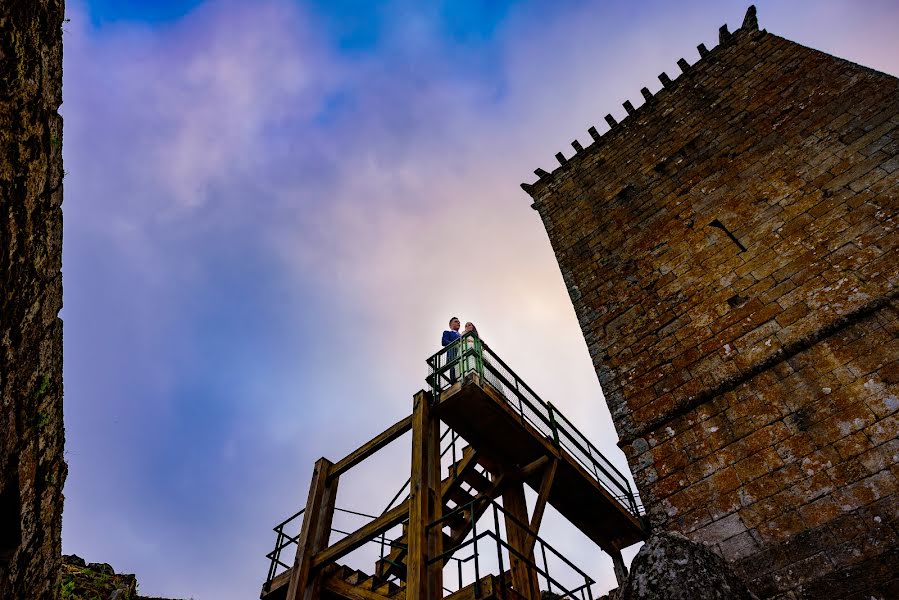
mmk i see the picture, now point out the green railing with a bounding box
[427,332,642,518]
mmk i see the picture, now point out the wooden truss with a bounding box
[263,373,645,600]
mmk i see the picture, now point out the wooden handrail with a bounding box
[328,414,413,481]
[311,501,409,568]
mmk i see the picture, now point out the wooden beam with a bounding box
[502,482,541,600]
[261,568,291,598]
[311,501,409,568]
[329,415,413,480]
[286,458,339,600]
[469,472,505,510]
[610,547,628,587]
[406,391,428,600]
[425,394,443,598]
[518,455,549,480]
[446,446,478,486]
[445,574,497,600]
[524,459,557,555]
[323,575,403,600]
[406,390,442,600]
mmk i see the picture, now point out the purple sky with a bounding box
[60,1,899,597]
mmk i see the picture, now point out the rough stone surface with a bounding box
[620,531,757,600]
[60,555,188,600]
[524,7,899,600]
[0,1,66,599]
[60,556,136,600]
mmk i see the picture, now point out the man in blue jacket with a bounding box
[442,317,462,384]
[442,316,461,347]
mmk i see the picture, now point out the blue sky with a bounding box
[61,1,899,598]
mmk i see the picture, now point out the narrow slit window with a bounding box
[708,218,747,252]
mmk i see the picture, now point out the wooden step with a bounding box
[447,485,477,508]
[442,505,468,530]
[329,564,354,581]
[374,446,486,585]
[450,447,479,476]
[448,445,474,473]
[389,534,406,550]
[371,578,401,596]
[376,531,455,581]
[462,468,492,493]
[344,569,369,585]
[375,555,404,580]
[323,563,406,600]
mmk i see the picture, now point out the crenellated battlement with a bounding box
[521,5,761,195]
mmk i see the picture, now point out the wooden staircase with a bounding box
[322,564,405,600]
[263,445,498,600]
[376,446,495,582]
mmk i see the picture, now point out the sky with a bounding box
[60,1,899,598]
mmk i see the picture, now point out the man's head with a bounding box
[449,317,461,331]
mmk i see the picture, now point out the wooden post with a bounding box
[286,458,339,600]
[524,459,557,555]
[610,547,628,588]
[406,391,443,599]
[502,482,541,600]
[425,393,443,598]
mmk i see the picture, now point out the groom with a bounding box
[442,316,462,383]
[442,316,461,347]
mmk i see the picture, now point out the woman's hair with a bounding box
[465,322,479,337]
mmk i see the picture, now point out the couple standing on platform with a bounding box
[440,317,480,384]
[441,316,479,348]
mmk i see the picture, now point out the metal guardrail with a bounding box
[426,332,642,518]
[264,507,305,588]
[429,497,596,599]
[263,506,408,590]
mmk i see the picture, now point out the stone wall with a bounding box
[0,1,66,598]
[523,7,898,599]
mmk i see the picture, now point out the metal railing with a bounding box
[263,506,405,590]
[266,497,599,598]
[429,497,596,599]
[265,507,305,587]
[427,332,642,518]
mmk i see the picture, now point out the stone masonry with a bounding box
[1,1,66,599]
[523,6,898,600]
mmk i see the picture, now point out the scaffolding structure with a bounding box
[261,332,647,600]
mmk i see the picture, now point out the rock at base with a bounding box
[620,532,758,600]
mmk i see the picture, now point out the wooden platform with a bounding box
[435,376,645,552]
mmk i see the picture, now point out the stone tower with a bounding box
[0,1,67,598]
[522,6,898,599]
